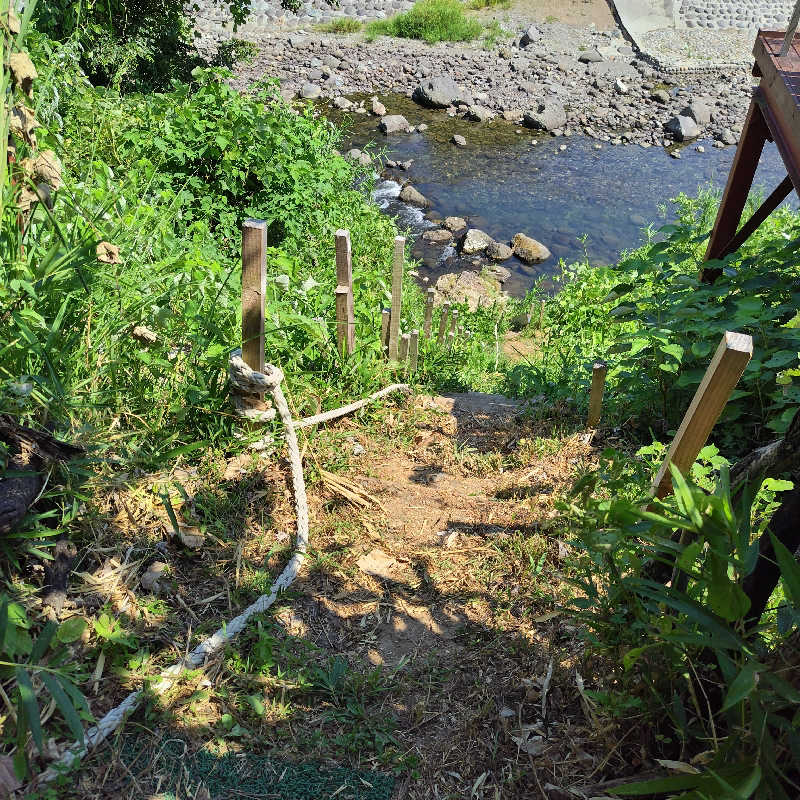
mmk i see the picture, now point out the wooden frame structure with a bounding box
[703,18,800,281]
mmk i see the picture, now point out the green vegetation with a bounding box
[468,0,511,9]
[316,16,364,33]
[366,0,482,44]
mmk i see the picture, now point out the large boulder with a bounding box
[299,83,322,100]
[379,114,410,134]
[523,102,567,132]
[466,104,495,122]
[434,270,505,312]
[519,24,540,48]
[681,100,711,126]
[486,241,513,261]
[399,184,430,207]
[444,216,467,232]
[459,228,494,254]
[413,75,463,109]
[422,228,453,244]
[664,115,701,141]
[512,233,551,263]
[371,96,387,116]
[578,48,604,64]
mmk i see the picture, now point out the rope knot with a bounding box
[228,353,284,396]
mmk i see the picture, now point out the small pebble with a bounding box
[695,145,705,153]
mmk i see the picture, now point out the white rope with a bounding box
[34,359,310,788]
[294,383,410,429]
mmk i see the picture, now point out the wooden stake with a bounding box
[241,219,267,375]
[399,332,410,361]
[538,299,545,331]
[447,331,455,351]
[380,309,390,354]
[388,236,405,361]
[437,303,450,345]
[409,329,419,371]
[450,308,459,336]
[652,331,753,499]
[587,361,608,428]
[335,229,355,356]
[423,288,435,338]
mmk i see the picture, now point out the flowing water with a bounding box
[329,94,790,296]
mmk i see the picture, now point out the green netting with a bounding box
[119,736,395,800]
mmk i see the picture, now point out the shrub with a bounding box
[316,17,363,33]
[366,0,482,44]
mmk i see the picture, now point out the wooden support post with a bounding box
[781,0,800,56]
[447,331,455,351]
[449,308,459,336]
[242,219,267,377]
[437,303,450,345]
[388,236,405,361]
[409,330,419,371]
[652,331,753,499]
[335,229,355,356]
[423,288,435,338]
[399,332,410,361]
[587,361,608,428]
[380,309,390,354]
[703,98,771,278]
[538,299,545,331]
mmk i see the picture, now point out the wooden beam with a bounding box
[409,330,419,371]
[587,361,608,428]
[388,236,405,361]
[780,0,800,56]
[652,331,753,499]
[241,219,267,375]
[423,288,435,338]
[335,229,355,356]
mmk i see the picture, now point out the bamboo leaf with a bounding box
[15,667,43,753]
[39,672,84,744]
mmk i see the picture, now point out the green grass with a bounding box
[468,0,510,9]
[315,16,363,33]
[366,0,483,43]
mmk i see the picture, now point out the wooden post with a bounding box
[437,303,450,345]
[587,361,608,428]
[652,331,753,499]
[409,330,419,371]
[241,219,267,375]
[538,299,545,331]
[447,331,455,351]
[335,229,355,356]
[380,309,390,354]
[450,308,459,337]
[388,236,405,361]
[423,288,435,338]
[399,332,410,361]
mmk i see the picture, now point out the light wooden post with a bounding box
[652,331,753,499]
[450,308,459,337]
[447,331,455,351]
[380,309,390,354]
[388,236,405,361]
[335,229,355,356]
[423,288,435,338]
[538,299,545,331]
[587,361,608,428]
[399,332,410,361]
[437,303,450,345]
[409,330,419,371]
[242,219,267,376]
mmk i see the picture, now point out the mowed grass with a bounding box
[366,0,483,43]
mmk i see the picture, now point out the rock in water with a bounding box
[299,83,321,99]
[371,95,387,116]
[680,100,711,126]
[664,115,701,141]
[333,96,352,110]
[512,233,551,263]
[444,216,467,231]
[459,228,494,254]
[413,75,463,108]
[379,114,409,134]
[486,241,513,261]
[523,102,567,132]
[467,104,494,122]
[451,134,467,146]
[399,184,430,207]
[422,228,453,244]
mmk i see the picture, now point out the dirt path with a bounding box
[475,0,617,29]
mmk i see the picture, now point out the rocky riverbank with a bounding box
[210,20,754,148]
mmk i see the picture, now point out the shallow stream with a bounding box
[330,94,790,296]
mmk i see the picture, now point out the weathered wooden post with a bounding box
[388,236,405,361]
[242,219,267,376]
[652,331,753,499]
[380,309,390,354]
[409,330,419,371]
[450,308,459,337]
[335,229,355,356]
[399,332,410,361]
[538,299,545,331]
[423,288,435,338]
[587,361,608,428]
[437,302,451,345]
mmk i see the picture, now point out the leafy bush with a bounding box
[316,17,363,33]
[366,0,483,43]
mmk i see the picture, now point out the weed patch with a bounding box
[366,0,483,43]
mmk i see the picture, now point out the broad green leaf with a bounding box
[677,540,703,573]
[57,617,88,644]
[721,664,757,711]
[770,532,800,606]
[16,668,43,753]
[762,478,794,493]
[29,622,57,664]
[708,575,750,622]
[39,673,84,744]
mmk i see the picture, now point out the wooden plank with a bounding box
[587,361,608,428]
[381,309,390,354]
[437,303,450,345]
[703,99,770,275]
[399,332,410,361]
[388,236,405,361]
[409,329,419,371]
[423,288,435,338]
[335,229,355,355]
[781,1,800,56]
[241,219,267,375]
[652,331,753,499]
